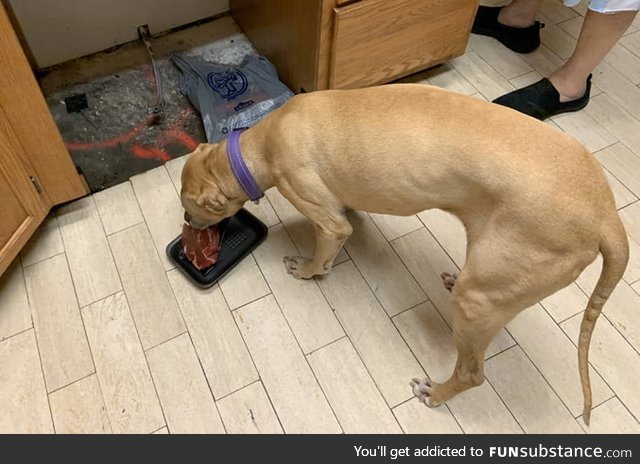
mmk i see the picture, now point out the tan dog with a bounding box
[181,84,628,424]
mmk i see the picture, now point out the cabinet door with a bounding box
[0,104,47,276]
[330,0,477,89]
[1,2,87,206]
[0,2,88,276]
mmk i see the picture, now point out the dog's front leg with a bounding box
[278,179,353,279]
[279,187,353,279]
[283,220,352,279]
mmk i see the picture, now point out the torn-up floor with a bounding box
[40,15,257,192]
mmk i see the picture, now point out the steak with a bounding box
[182,223,221,270]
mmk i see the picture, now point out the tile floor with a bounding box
[2,0,640,434]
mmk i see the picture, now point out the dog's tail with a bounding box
[578,216,628,426]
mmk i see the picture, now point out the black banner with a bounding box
[0,434,636,463]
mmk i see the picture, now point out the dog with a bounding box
[180,84,629,424]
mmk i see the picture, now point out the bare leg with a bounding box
[473,0,543,53]
[550,9,638,101]
[492,7,638,118]
[498,0,544,27]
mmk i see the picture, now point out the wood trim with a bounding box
[0,2,88,206]
[317,0,340,90]
[1,0,38,70]
[230,0,323,93]
[0,217,41,276]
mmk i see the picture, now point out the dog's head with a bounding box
[180,144,245,229]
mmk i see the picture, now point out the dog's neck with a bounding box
[207,127,276,203]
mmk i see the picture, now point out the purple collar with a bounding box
[227,128,263,202]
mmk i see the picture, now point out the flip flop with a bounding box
[492,75,592,120]
[472,6,543,54]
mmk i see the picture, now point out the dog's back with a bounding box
[263,84,614,221]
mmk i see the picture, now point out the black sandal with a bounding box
[472,6,543,54]
[492,74,593,120]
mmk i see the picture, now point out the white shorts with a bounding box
[563,0,640,12]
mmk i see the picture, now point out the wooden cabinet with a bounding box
[0,2,88,276]
[0,105,47,276]
[230,0,477,92]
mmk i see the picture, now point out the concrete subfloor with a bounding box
[40,15,258,192]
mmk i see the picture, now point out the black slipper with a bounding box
[472,6,543,54]
[492,74,592,120]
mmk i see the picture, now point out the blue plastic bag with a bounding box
[172,54,293,142]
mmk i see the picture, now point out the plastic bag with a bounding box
[172,54,294,142]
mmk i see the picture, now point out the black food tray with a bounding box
[166,208,268,288]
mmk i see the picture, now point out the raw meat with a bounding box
[182,223,221,270]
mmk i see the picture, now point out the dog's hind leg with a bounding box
[412,225,598,407]
[412,278,509,407]
[440,272,458,292]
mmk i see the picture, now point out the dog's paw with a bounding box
[283,256,314,279]
[410,377,441,408]
[440,272,458,293]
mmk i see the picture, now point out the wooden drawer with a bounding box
[231,0,477,92]
[330,0,476,89]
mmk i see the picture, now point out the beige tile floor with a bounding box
[2,0,640,434]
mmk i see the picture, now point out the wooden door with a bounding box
[0,1,88,276]
[0,105,47,275]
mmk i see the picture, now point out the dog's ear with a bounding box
[196,188,227,213]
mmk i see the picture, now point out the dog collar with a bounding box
[227,128,263,203]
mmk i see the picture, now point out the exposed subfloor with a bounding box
[2,1,640,434]
[40,15,256,192]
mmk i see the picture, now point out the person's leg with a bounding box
[472,1,544,53]
[493,4,639,119]
[550,8,638,102]
[498,0,544,27]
